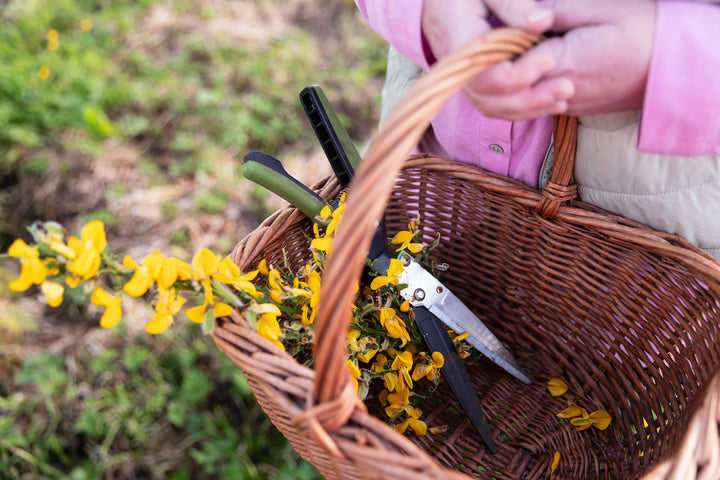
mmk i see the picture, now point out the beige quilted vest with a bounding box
[571,111,720,260]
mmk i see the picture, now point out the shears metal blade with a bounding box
[396,256,531,384]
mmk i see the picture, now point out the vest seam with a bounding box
[577,178,720,198]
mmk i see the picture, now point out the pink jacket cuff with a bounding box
[639,0,720,156]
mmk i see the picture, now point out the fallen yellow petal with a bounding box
[547,378,569,397]
[557,404,585,419]
[551,452,560,474]
[589,410,612,430]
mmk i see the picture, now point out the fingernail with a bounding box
[552,100,568,114]
[526,9,552,25]
[555,79,575,99]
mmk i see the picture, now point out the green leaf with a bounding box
[123,345,151,371]
[81,105,115,138]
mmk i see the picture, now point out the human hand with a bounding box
[526,0,657,117]
[463,0,656,119]
[423,0,576,120]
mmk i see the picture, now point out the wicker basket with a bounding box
[212,29,720,479]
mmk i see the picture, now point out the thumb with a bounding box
[484,0,554,33]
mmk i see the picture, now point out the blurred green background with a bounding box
[0,0,387,478]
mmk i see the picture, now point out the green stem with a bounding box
[0,438,67,478]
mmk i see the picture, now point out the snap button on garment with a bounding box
[489,143,504,154]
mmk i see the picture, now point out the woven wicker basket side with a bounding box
[214,28,720,480]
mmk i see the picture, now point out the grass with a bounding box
[0,0,388,477]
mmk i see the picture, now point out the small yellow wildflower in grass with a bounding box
[80,19,93,31]
[38,66,51,79]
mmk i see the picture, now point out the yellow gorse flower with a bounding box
[7,204,454,437]
[390,221,424,254]
[41,281,64,307]
[370,258,404,290]
[8,239,48,291]
[67,220,107,282]
[91,287,122,328]
[411,351,444,382]
[378,306,411,347]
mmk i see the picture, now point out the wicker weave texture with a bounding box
[213,29,720,480]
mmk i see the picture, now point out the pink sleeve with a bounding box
[639,0,720,156]
[354,0,432,69]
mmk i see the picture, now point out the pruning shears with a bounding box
[242,86,531,452]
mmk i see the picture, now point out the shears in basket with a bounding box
[242,86,531,452]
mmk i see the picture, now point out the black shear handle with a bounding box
[414,306,497,453]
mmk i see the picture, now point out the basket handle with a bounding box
[309,29,576,431]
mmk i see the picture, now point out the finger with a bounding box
[467,50,558,96]
[484,0,554,33]
[536,0,615,31]
[423,0,491,59]
[464,77,575,121]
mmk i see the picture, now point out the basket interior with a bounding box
[380,162,720,479]
[221,159,720,480]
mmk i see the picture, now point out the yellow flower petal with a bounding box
[407,243,424,253]
[123,255,139,269]
[551,452,560,474]
[41,281,64,307]
[257,259,268,275]
[213,302,233,318]
[186,305,206,324]
[68,248,101,279]
[407,418,427,436]
[192,248,221,278]
[90,287,122,328]
[557,404,585,419]
[146,313,172,334]
[310,236,332,252]
[81,220,107,254]
[548,378,569,397]
[391,231,413,245]
[346,359,361,379]
[123,269,153,297]
[370,276,392,290]
[589,410,612,430]
[80,19,93,31]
